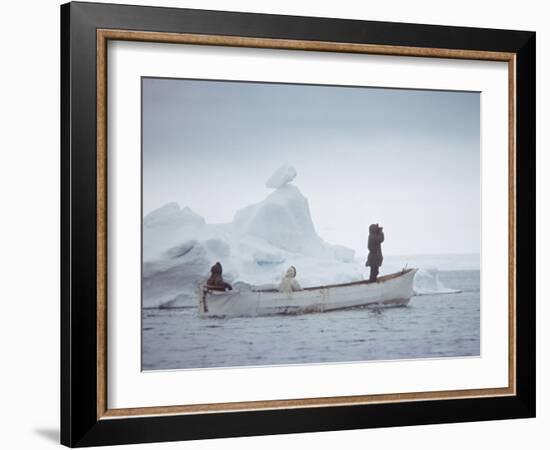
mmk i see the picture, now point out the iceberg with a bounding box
[142,166,360,308]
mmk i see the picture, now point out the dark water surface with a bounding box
[142,270,480,370]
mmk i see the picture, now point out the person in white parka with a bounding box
[278,266,303,293]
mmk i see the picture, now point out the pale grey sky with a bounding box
[142,77,480,256]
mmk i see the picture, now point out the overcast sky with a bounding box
[142,77,480,257]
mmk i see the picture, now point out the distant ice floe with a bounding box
[413,268,461,296]
[384,253,480,272]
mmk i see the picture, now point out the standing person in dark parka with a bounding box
[366,224,384,282]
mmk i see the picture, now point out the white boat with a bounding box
[199,268,418,317]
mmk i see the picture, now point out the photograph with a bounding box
[141,77,481,371]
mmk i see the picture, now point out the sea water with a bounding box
[142,269,480,370]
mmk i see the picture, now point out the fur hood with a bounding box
[278,266,302,293]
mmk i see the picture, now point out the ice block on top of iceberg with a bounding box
[265,163,297,189]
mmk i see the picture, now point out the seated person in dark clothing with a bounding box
[206,262,233,291]
[366,223,384,282]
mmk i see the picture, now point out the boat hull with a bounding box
[199,268,418,317]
